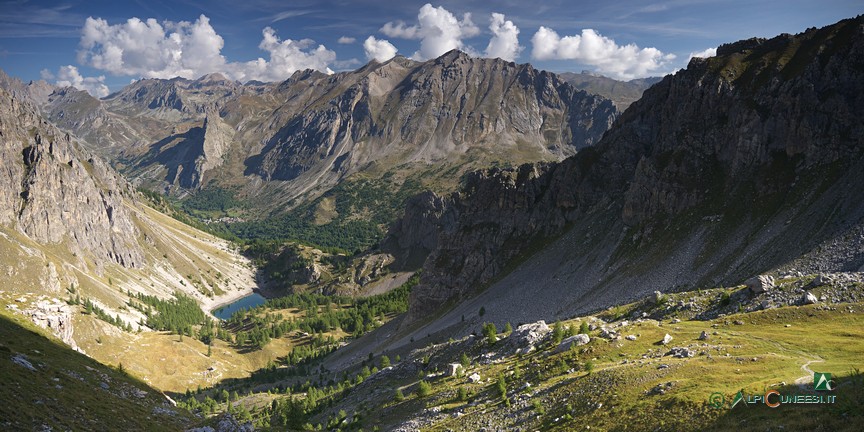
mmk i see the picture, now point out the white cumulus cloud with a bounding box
[42,65,110,97]
[530,26,675,80]
[225,27,336,82]
[484,13,521,61]
[688,47,717,60]
[381,3,479,61]
[337,36,356,44]
[363,36,398,62]
[76,14,336,83]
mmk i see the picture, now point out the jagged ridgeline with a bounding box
[30,51,620,252]
[385,16,864,328]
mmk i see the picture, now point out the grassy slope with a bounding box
[310,286,864,431]
[0,312,195,431]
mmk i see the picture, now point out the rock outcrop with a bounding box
[0,84,144,269]
[24,299,79,351]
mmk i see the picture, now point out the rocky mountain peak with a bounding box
[434,49,473,65]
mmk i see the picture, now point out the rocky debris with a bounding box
[746,275,775,294]
[803,292,819,305]
[598,327,618,340]
[647,381,676,395]
[698,331,709,341]
[468,373,482,383]
[498,321,551,356]
[11,353,36,371]
[666,347,695,358]
[557,334,590,352]
[660,334,673,345]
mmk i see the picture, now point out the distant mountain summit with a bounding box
[558,71,661,110]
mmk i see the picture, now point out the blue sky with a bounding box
[0,0,861,95]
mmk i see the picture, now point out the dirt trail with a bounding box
[795,359,824,388]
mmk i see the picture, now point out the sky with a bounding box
[0,0,861,97]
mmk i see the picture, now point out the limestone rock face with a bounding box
[0,85,143,269]
[25,299,78,351]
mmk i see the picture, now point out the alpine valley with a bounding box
[1,13,863,432]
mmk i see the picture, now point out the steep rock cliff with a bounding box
[0,86,144,269]
[400,16,864,323]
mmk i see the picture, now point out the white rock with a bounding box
[661,334,673,345]
[556,334,590,352]
[446,363,462,377]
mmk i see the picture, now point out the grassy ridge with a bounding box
[0,312,195,431]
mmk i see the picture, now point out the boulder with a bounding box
[498,320,551,355]
[556,334,590,352]
[697,331,709,341]
[811,274,832,287]
[803,292,818,305]
[625,335,637,341]
[468,373,481,383]
[650,291,663,304]
[446,363,462,377]
[661,334,673,345]
[745,275,775,294]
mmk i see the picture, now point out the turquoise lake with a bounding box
[212,292,266,319]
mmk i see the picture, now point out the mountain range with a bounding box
[26,52,618,204]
